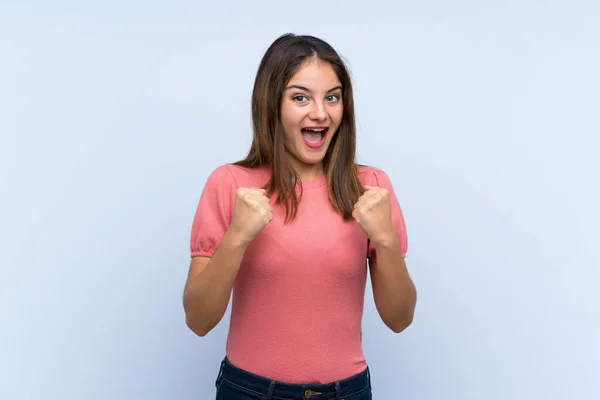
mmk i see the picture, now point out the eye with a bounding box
[293,95,309,103]
[326,94,341,103]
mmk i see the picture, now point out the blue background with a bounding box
[1,1,598,399]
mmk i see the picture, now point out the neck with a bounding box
[291,162,325,183]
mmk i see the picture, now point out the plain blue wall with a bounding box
[1,1,599,399]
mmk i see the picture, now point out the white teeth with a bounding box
[304,128,325,132]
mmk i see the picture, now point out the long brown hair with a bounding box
[234,33,364,222]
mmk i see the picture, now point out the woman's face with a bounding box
[280,59,343,180]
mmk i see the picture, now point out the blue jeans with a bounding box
[215,357,372,400]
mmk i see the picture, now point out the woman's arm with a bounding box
[368,235,416,333]
[184,185,273,336]
[183,229,248,336]
[353,175,416,334]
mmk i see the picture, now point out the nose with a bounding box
[308,100,327,122]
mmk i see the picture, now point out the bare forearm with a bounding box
[370,236,417,333]
[183,230,248,336]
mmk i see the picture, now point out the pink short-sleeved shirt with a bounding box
[190,164,408,384]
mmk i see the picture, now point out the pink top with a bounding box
[190,164,408,384]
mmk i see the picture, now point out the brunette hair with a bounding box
[234,33,364,222]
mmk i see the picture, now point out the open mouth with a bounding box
[301,127,329,149]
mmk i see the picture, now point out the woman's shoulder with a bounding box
[205,163,270,188]
[356,164,391,185]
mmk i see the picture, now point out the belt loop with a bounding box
[335,381,341,400]
[266,380,275,400]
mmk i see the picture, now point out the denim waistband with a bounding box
[216,357,371,400]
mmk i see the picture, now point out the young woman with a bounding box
[183,33,417,400]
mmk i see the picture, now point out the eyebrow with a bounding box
[285,85,342,93]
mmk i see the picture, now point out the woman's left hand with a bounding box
[352,185,396,246]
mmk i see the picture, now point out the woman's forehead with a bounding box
[287,60,341,90]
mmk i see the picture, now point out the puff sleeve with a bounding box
[190,165,237,258]
[366,168,409,262]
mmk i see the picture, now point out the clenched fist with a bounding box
[352,185,395,246]
[229,187,273,246]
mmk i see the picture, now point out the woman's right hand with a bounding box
[228,187,273,246]
[184,186,272,336]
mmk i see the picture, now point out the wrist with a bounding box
[371,229,397,249]
[223,228,252,250]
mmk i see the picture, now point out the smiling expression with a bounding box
[280,59,343,181]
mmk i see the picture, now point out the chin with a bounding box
[287,140,331,168]
[300,151,328,164]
